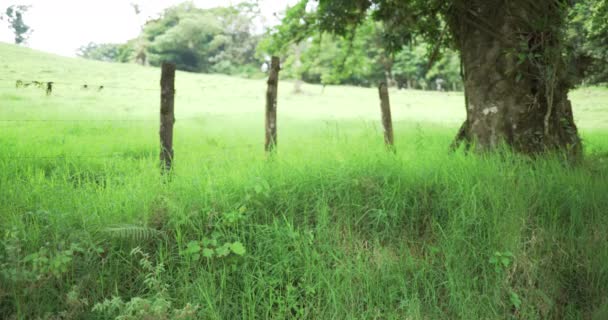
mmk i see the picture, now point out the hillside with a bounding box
[1,42,607,127]
[1,42,607,319]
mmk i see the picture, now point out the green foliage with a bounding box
[261,2,461,89]
[77,3,265,78]
[567,0,608,85]
[510,291,523,311]
[273,0,608,89]
[78,42,134,63]
[1,43,608,319]
[181,240,245,259]
[257,0,315,56]
[489,251,514,273]
[301,0,446,53]
[92,248,200,320]
[140,2,262,74]
[180,206,248,261]
[3,5,32,44]
[1,227,85,283]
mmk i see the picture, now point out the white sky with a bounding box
[0,0,298,57]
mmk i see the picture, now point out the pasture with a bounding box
[1,43,608,319]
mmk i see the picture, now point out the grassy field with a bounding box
[1,42,608,319]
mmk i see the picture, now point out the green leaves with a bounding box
[489,251,523,311]
[489,251,514,273]
[264,1,461,89]
[230,242,246,256]
[17,243,80,279]
[223,206,247,225]
[181,239,246,260]
[509,291,522,310]
[182,241,201,260]
[257,0,316,55]
[566,0,608,84]
[93,248,200,319]
[136,3,263,73]
[180,205,249,262]
[202,248,214,258]
[215,244,231,258]
[4,5,32,44]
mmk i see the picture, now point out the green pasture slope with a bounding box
[1,42,607,319]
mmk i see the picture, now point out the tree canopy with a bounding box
[267,0,606,156]
[258,1,461,89]
[78,0,606,89]
[2,5,32,45]
[78,42,134,63]
[139,2,262,74]
[264,0,607,87]
[567,0,608,84]
[79,2,265,77]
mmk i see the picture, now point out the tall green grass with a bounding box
[1,126,607,319]
[0,42,607,319]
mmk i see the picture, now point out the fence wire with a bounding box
[1,76,259,161]
[0,144,258,161]
[0,118,209,125]
[0,78,158,92]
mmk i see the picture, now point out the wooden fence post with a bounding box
[378,82,395,151]
[265,56,280,153]
[160,62,176,172]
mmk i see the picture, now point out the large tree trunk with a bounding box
[448,0,582,159]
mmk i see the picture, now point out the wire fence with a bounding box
[0,76,208,123]
[0,74,259,163]
[0,144,258,161]
[0,78,225,92]
[0,118,211,123]
[0,119,155,122]
[0,78,158,92]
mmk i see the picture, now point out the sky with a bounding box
[0,0,298,57]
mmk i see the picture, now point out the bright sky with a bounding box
[0,0,298,57]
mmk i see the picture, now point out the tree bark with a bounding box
[293,43,304,94]
[265,56,280,153]
[378,83,395,150]
[448,0,582,160]
[160,63,176,172]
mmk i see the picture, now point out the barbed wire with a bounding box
[0,85,34,90]
[0,78,158,92]
[0,78,224,92]
[0,119,154,122]
[0,76,261,162]
[0,144,258,160]
[0,117,208,123]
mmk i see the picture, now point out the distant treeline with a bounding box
[79,3,262,77]
[78,1,607,90]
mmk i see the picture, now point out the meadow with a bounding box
[1,42,608,319]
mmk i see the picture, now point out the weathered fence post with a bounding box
[378,82,395,151]
[160,62,176,172]
[46,82,53,96]
[265,56,280,153]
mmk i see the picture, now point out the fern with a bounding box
[103,225,163,242]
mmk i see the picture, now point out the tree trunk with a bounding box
[382,54,397,88]
[448,0,582,159]
[265,57,280,153]
[293,43,304,94]
[378,83,395,150]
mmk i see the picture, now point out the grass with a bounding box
[0,42,608,319]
